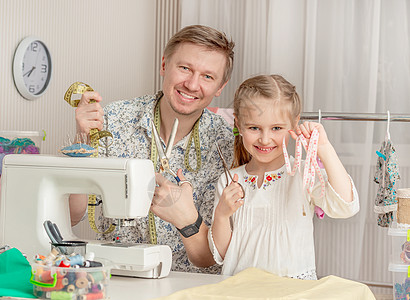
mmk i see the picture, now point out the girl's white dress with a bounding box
[208,157,360,279]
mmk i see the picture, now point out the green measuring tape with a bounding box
[64,82,115,235]
[149,98,202,244]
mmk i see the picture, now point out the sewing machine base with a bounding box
[87,242,172,278]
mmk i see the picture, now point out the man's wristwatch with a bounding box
[176,212,202,238]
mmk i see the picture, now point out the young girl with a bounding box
[208,74,359,280]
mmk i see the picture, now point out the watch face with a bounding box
[182,226,198,237]
[22,40,51,96]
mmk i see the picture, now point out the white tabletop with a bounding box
[109,271,228,300]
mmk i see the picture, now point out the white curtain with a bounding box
[181,0,410,291]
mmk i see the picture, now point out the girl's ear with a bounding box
[233,114,242,136]
[234,114,240,129]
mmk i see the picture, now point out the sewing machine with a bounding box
[0,154,172,278]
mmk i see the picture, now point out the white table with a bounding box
[109,271,228,300]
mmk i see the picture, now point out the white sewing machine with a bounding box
[0,154,172,278]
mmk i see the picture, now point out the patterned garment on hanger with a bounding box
[374,139,400,227]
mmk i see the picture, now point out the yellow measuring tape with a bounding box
[64,82,115,235]
[149,100,202,244]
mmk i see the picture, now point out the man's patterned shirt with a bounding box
[96,91,234,274]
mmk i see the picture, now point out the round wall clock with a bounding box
[12,36,52,100]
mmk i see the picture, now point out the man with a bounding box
[69,25,235,273]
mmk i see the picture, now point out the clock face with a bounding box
[13,36,52,100]
[22,40,51,95]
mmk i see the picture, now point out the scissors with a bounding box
[151,118,181,184]
[215,142,245,198]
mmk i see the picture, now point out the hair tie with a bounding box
[233,127,240,137]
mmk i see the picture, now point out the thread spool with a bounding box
[83,260,103,268]
[89,271,106,282]
[59,259,70,268]
[34,265,44,279]
[91,283,104,293]
[80,292,105,300]
[76,288,87,295]
[47,291,74,300]
[42,248,59,266]
[75,277,89,289]
[86,273,95,285]
[42,278,64,292]
[70,254,85,266]
[66,284,76,293]
[66,272,76,284]
[397,189,410,226]
[61,277,69,286]
[40,269,64,282]
[35,254,45,261]
[76,271,87,279]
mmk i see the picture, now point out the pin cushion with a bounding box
[60,143,97,157]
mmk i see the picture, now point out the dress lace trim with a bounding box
[207,227,224,265]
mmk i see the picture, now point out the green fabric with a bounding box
[0,248,35,298]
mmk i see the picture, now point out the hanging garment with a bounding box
[374,139,400,227]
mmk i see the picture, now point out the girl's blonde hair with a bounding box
[232,74,302,168]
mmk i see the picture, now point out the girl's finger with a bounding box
[300,123,311,138]
[289,130,298,140]
[234,199,245,209]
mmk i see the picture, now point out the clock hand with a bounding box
[23,66,36,77]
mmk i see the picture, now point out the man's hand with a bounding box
[75,91,104,135]
[151,169,216,267]
[151,169,198,229]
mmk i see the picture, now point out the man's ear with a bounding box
[215,81,229,97]
[160,56,166,76]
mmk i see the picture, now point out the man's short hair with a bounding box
[163,25,235,85]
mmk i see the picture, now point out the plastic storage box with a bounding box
[389,263,410,300]
[0,130,42,154]
[388,223,410,264]
[31,258,111,299]
[0,130,42,176]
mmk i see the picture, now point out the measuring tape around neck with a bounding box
[148,99,202,244]
[64,82,115,235]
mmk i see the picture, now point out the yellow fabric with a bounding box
[156,268,375,300]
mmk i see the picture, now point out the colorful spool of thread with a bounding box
[79,292,105,300]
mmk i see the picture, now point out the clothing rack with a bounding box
[300,112,410,122]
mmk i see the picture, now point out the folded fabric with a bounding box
[155,268,375,300]
[0,248,35,298]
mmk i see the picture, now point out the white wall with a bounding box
[0,0,157,155]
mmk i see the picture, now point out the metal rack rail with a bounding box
[301,112,410,122]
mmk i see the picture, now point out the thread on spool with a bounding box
[75,277,89,289]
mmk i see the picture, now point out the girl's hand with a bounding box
[214,174,244,219]
[289,121,330,147]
